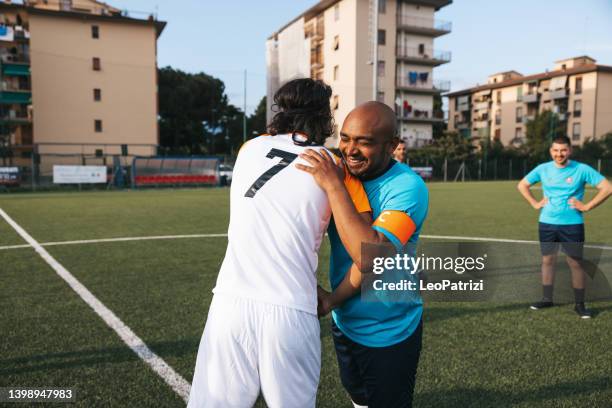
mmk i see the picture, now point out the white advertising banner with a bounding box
[53,166,107,184]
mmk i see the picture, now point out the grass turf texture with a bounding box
[1,181,611,407]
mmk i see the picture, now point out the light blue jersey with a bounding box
[525,160,605,225]
[328,162,429,347]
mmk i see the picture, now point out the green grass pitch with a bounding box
[1,181,611,407]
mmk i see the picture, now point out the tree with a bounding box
[248,96,267,138]
[158,67,240,155]
[432,93,445,140]
[524,111,566,161]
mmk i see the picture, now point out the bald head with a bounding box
[339,101,400,180]
[344,101,397,141]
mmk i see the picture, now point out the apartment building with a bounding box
[266,0,452,147]
[447,56,612,146]
[0,0,165,166]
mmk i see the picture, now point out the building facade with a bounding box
[0,0,165,167]
[266,0,452,147]
[447,57,612,146]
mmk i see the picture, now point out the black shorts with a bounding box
[331,319,423,408]
[538,222,585,259]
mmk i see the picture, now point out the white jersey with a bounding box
[213,133,369,315]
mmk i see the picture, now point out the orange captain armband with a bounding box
[373,210,416,246]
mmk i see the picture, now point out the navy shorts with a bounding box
[331,319,423,408]
[538,222,585,259]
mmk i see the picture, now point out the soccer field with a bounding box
[1,182,611,407]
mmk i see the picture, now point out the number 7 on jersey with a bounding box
[245,148,298,198]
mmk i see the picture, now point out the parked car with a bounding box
[219,164,233,186]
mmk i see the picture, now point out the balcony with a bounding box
[523,93,538,103]
[0,109,30,125]
[396,46,451,66]
[397,109,444,124]
[473,101,490,111]
[456,122,470,130]
[0,91,31,104]
[1,62,30,77]
[522,114,536,123]
[473,119,489,129]
[396,15,451,37]
[458,102,470,112]
[551,88,568,99]
[396,79,450,94]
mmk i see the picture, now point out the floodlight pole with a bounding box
[243,69,247,143]
[372,0,379,101]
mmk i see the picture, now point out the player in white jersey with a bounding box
[188,79,370,408]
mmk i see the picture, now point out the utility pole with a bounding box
[243,69,247,143]
[372,0,379,101]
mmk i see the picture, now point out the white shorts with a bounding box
[187,294,321,408]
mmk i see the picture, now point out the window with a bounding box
[418,43,425,54]
[377,29,386,46]
[91,25,99,39]
[333,35,339,51]
[496,91,502,105]
[572,122,581,140]
[332,95,339,110]
[515,127,523,138]
[494,128,501,140]
[573,99,582,118]
[93,88,101,101]
[94,119,103,132]
[377,91,385,102]
[377,60,385,77]
[334,4,339,21]
[516,106,523,123]
[495,110,501,125]
[333,65,339,81]
[378,0,386,13]
[575,77,582,94]
[517,86,523,102]
[92,57,101,71]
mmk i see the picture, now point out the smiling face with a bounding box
[339,102,398,180]
[550,141,571,167]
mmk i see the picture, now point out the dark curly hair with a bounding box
[268,78,334,146]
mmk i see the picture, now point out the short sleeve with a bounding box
[582,164,605,187]
[372,179,427,250]
[329,152,371,214]
[525,165,542,185]
[343,172,371,214]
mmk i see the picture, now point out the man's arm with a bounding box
[318,263,362,317]
[517,178,548,210]
[569,179,612,212]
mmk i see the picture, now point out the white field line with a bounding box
[0,209,191,402]
[0,232,610,251]
[0,234,228,251]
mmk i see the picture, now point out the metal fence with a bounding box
[407,157,612,182]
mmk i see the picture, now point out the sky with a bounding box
[107,0,612,114]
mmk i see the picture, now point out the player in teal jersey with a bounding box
[298,102,428,408]
[518,135,611,318]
